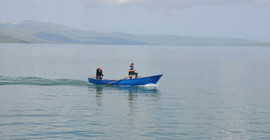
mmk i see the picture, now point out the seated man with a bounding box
[96,66,104,80]
[128,63,138,79]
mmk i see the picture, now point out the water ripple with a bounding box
[0,76,89,86]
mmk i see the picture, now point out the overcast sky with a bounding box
[0,0,269,41]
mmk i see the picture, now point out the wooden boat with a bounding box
[88,74,163,86]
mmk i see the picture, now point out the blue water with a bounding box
[1,44,270,139]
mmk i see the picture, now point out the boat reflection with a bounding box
[95,86,103,106]
[90,85,160,95]
[88,85,160,104]
[88,85,160,116]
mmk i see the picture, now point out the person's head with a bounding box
[131,63,134,66]
[99,66,102,70]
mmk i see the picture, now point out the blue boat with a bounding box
[88,74,163,86]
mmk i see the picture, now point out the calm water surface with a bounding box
[0,44,270,139]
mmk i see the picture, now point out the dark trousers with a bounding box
[129,72,138,79]
[96,76,102,80]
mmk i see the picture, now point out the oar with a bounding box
[105,74,135,85]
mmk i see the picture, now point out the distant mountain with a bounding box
[0,20,269,46]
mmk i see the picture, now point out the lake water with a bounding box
[0,43,270,139]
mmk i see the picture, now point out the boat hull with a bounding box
[88,74,163,86]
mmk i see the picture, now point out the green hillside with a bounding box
[0,20,269,46]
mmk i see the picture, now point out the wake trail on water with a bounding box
[0,76,89,87]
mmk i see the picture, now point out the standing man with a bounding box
[96,66,104,80]
[128,63,138,79]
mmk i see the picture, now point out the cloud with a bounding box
[78,0,142,7]
[78,0,270,16]
[78,0,270,6]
